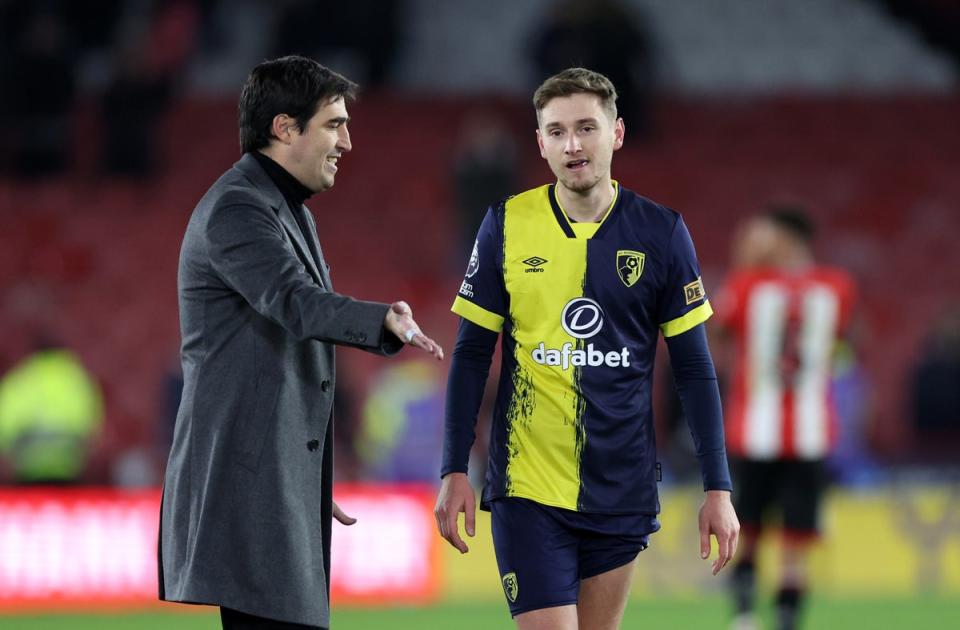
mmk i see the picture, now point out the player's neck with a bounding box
[782,253,815,272]
[556,179,615,223]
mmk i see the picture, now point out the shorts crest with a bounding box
[502,571,519,603]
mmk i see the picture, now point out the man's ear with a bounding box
[613,117,625,151]
[536,128,546,159]
[270,114,297,144]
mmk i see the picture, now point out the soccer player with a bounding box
[716,208,857,630]
[435,68,739,630]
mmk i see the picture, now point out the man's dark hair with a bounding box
[533,67,618,123]
[238,56,358,153]
[765,204,816,245]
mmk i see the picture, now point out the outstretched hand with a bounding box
[699,490,740,575]
[384,301,444,360]
[434,472,476,554]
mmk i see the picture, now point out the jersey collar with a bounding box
[548,181,621,239]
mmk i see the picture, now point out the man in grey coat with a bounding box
[159,56,444,629]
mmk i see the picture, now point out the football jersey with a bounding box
[452,182,712,514]
[716,266,856,460]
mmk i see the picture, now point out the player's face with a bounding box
[287,96,352,192]
[536,93,624,194]
[733,218,782,268]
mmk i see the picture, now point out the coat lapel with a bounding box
[235,154,325,288]
[277,204,325,287]
[301,207,333,289]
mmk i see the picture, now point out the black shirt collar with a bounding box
[250,151,313,208]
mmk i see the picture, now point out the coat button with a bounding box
[307,439,320,451]
[321,380,331,392]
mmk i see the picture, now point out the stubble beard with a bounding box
[559,171,601,195]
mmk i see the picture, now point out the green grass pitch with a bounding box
[3,597,958,629]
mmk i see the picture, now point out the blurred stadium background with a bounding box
[1,0,959,628]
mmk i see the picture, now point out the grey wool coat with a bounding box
[159,153,402,627]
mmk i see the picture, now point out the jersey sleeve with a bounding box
[658,216,713,337]
[665,324,733,491]
[451,206,508,332]
[442,318,499,477]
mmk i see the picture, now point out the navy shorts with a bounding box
[490,497,659,617]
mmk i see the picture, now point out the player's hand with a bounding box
[385,301,444,360]
[434,472,476,554]
[333,500,357,526]
[699,490,739,575]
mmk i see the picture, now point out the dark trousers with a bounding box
[220,607,323,630]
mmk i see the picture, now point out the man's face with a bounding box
[287,96,352,192]
[536,93,624,194]
[733,218,783,268]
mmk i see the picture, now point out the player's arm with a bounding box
[436,205,507,554]
[435,318,498,553]
[665,323,739,575]
[658,215,739,574]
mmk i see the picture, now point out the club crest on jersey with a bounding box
[502,572,519,603]
[617,250,645,287]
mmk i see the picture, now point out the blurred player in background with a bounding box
[716,207,857,630]
[436,67,738,630]
[0,342,102,484]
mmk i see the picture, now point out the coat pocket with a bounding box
[234,376,281,472]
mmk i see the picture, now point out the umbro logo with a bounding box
[523,256,548,274]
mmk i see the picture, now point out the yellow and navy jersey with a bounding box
[452,182,712,514]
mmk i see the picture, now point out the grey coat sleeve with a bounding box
[206,196,402,355]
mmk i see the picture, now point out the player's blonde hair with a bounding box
[533,67,618,123]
